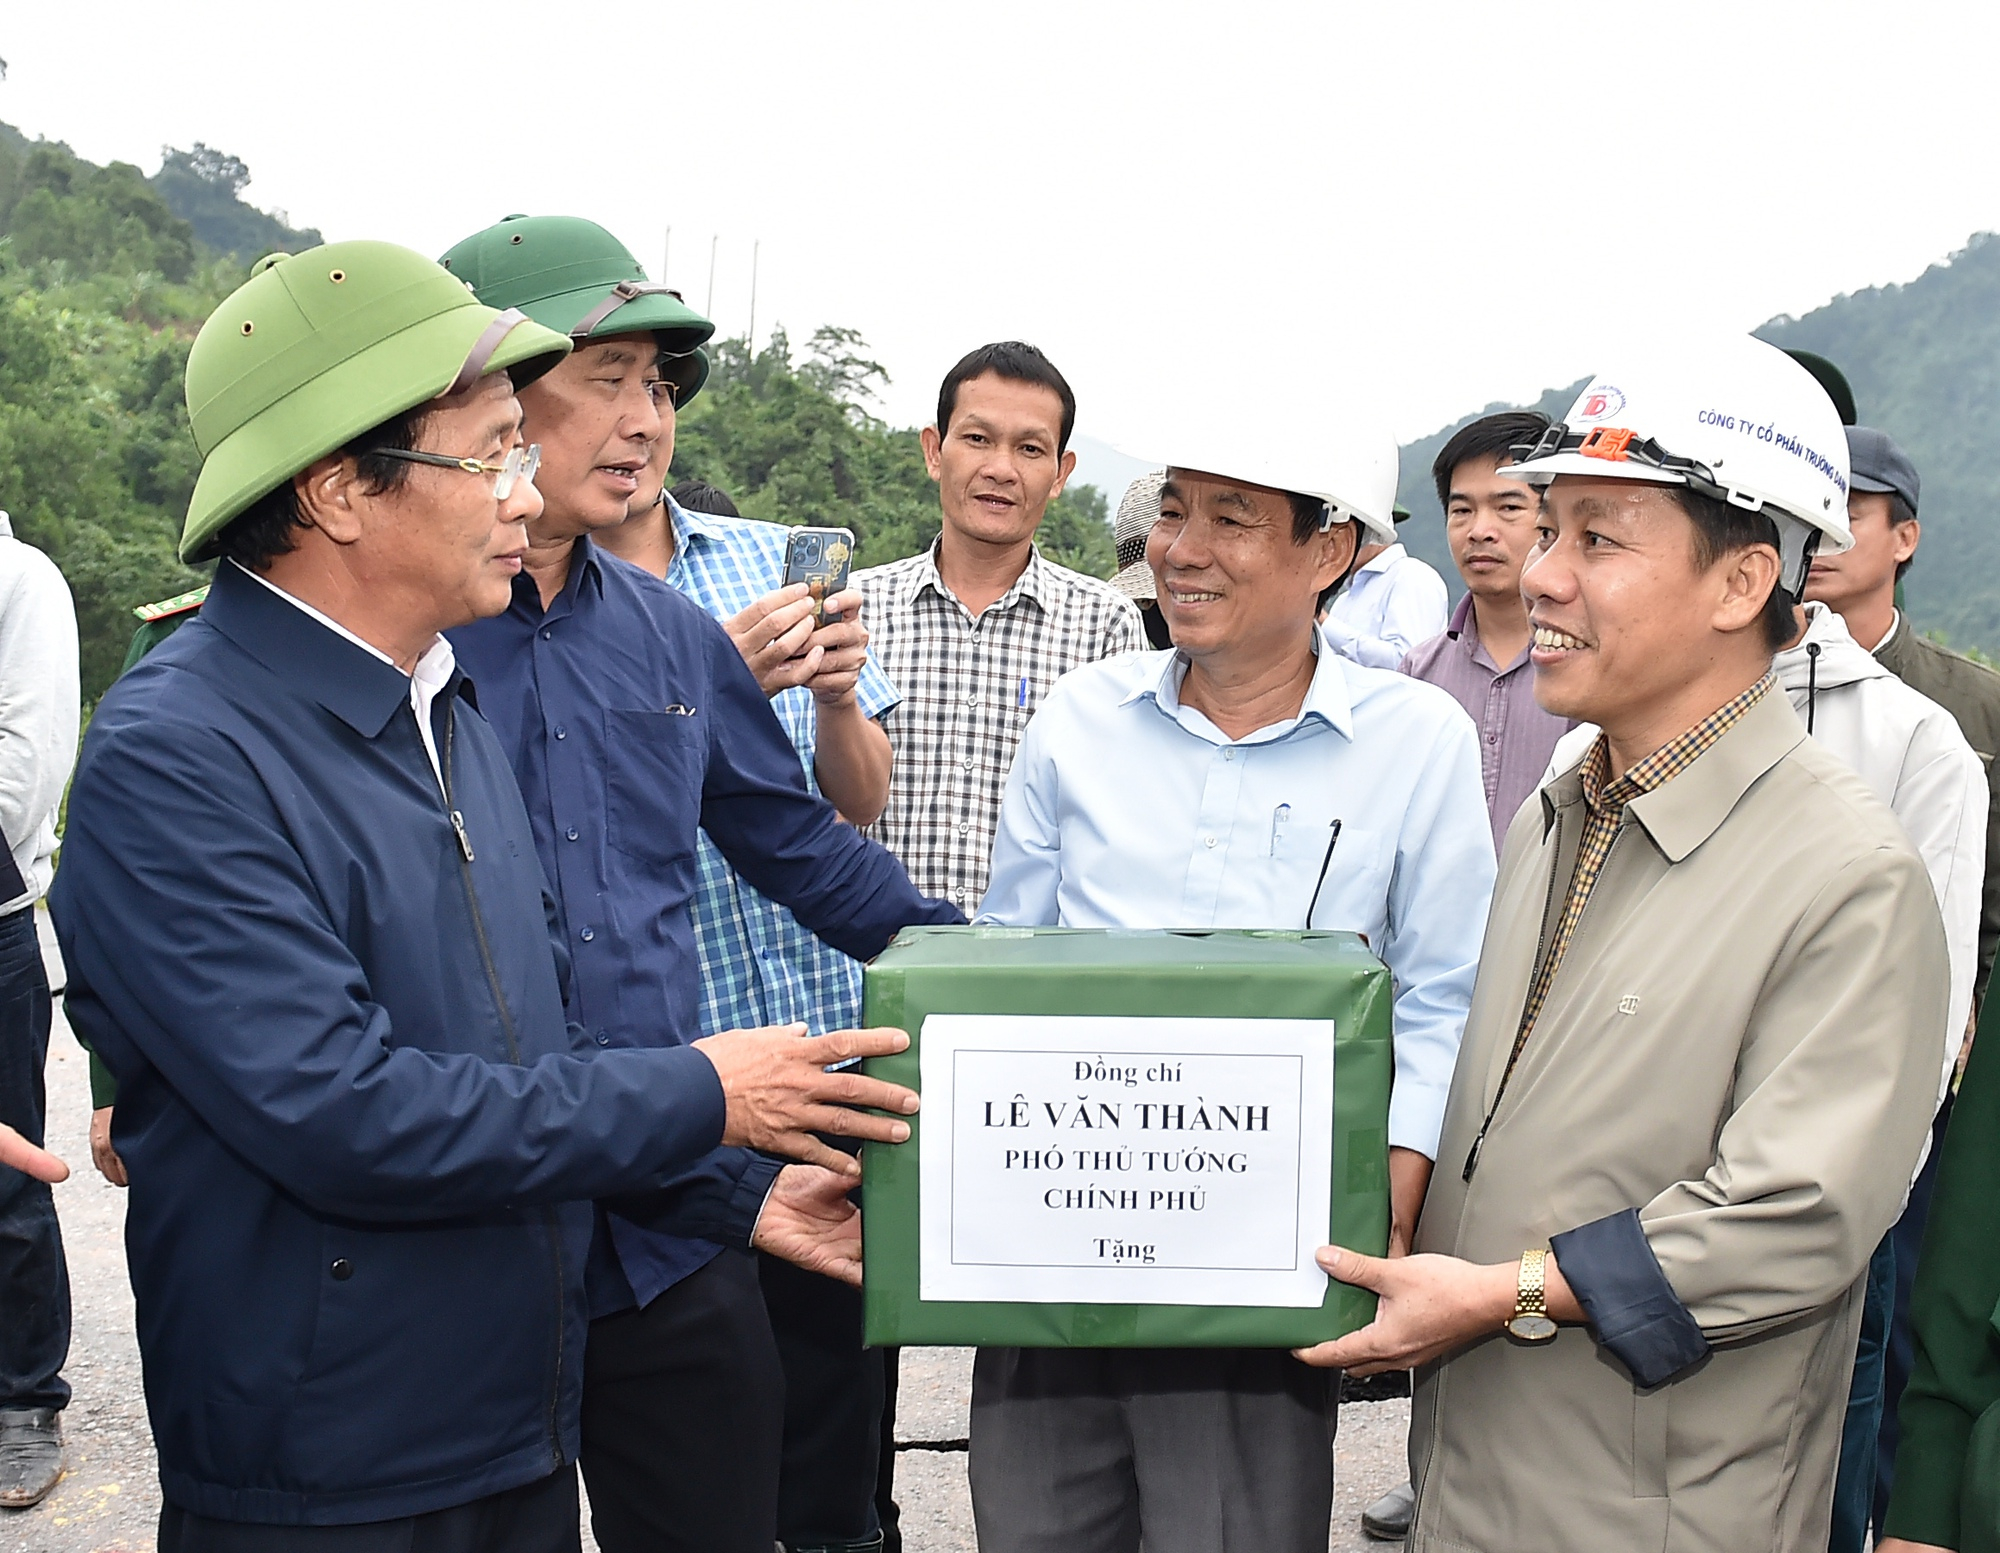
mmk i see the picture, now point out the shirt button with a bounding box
[1204,836,1217,848]
[962,758,974,770]
[953,887,966,901]
[958,823,970,836]
[580,927,595,942]
[540,629,552,642]
[330,1258,354,1282]
[1224,750,1235,761]
[566,827,579,841]
[966,694,978,707]
[595,1033,611,1047]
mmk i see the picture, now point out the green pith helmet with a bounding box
[439,215,715,406]
[179,240,572,564]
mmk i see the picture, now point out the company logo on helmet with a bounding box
[1576,386,1626,422]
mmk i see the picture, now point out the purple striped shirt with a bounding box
[1401,593,1575,856]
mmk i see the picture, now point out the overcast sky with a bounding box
[7,1,2000,452]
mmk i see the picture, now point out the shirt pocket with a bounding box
[605,707,704,866]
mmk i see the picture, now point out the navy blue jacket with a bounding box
[50,563,732,1525]
[451,542,962,1310]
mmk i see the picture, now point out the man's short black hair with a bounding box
[1285,490,1360,613]
[214,403,431,572]
[1431,411,1551,510]
[671,478,741,518]
[1671,487,1798,654]
[936,341,1076,453]
[1890,493,1919,582]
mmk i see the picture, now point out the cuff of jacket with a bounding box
[1550,1208,1710,1388]
[1881,1387,1976,1548]
[725,1152,786,1249]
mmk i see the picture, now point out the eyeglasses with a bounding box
[369,442,542,500]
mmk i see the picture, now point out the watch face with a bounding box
[1507,1314,1558,1343]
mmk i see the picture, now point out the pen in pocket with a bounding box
[1269,803,1291,857]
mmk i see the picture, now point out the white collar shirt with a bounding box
[233,562,456,795]
[1321,541,1451,670]
[977,633,1495,1158]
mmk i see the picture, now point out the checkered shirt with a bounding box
[855,539,1146,910]
[1507,671,1775,1073]
[663,500,902,1037]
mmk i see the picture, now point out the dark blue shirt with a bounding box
[450,541,959,1311]
[49,562,731,1524]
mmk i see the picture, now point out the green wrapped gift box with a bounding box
[860,926,1392,1348]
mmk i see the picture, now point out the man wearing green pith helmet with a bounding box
[47,239,926,1553]
[441,215,959,1553]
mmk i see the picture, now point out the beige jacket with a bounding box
[1409,688,1946,1553]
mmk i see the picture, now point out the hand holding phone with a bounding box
[782,527,855,623]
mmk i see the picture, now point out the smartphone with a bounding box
[781,526,855,624]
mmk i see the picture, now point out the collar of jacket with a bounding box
[200,560,469,739]
[1539,685,1805,864]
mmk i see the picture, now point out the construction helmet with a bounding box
[1501,335,1851,595]
[440,215,715,406]
[179,241,572,564]
[1131,408,1401,548]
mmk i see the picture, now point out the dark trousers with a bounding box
[580,1248,783,1553]
[1831,1233,1896,1552]
[759,1250,884,1549]
[0,905,67,1411]
[157,1466,581,1553]
[876,1349,901,1553]
[1876,1093,1952,1528]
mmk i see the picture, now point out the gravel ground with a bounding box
[14,910,1410,1551]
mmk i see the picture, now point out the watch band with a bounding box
[1506,1248,1558,1342]
[1517,1248,1549,1320]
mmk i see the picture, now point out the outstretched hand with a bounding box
[752,1163,866,1285]
[1292,1244,1515,1374]
[694,1023,918,1176]
[0,1122,68,1184]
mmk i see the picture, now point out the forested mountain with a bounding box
[0,123,1110,702]
[7,112,1994,701]
[1396,237,2000,654]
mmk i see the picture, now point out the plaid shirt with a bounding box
[1510,671,1775,1070]
[856,539,1146,909]
[664,501,902,1037]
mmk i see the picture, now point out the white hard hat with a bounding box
[1501,334,1852,594]
[1130,410,1401,548]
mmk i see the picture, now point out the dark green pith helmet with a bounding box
[179,240,572,564]
[440,215,716,407]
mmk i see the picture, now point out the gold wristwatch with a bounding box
[1506,1248,1558,1342]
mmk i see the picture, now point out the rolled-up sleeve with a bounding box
[1552,1209,1709,1386]
[1636,849,1945,1340]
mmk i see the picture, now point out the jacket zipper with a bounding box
[441,704,568,1471]
[1463,804,1571,1182]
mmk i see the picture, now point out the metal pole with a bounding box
[662,226,671,283]
[748,240,760,354]
[706,235,719,317]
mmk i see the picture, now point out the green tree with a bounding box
[152,143,322,263]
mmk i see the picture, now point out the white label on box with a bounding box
[917,1014,1334,1307]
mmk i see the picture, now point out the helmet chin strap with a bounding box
[1777,522,1822,599]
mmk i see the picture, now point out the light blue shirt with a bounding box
[664,500,902,1038]
[977,636,1494,1157]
